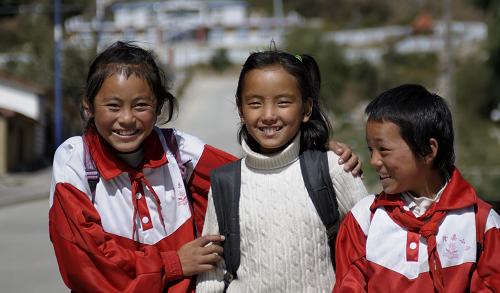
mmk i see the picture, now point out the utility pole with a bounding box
[273,0,284,38]
[443,0,458,160]
[53,0,62,148]
[273,0,284,19]
[95,0,105,52]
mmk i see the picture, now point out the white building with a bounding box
[324,21,487,64]
[65,0,303,68]
[0,72,46,174]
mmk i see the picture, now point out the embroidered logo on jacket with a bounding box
[177,182,189,206]
[442,234,471,260]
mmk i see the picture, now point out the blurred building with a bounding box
[64,0,303,68]
[324,21,486,64]
[0,72,81,174]
[0,72,47,174]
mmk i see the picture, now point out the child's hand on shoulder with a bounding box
[178,235,225,276]
[328,140,363,178]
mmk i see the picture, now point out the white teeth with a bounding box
[260,127,281,135]
[114,129,137,136]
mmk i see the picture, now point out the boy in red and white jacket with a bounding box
[333,84,500,292]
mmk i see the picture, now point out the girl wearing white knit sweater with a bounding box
[196,50,368,293]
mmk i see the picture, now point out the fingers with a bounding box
[350,161,364,178]
[202,242,224,255]
[328,140,342,154]
[178,237,224,277]
[196,234,225,247]
[328,141,351,163]
[200,250,223,263]
[341,152,357,171]
[342,153,364,177]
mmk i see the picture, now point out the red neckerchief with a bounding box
[370,167,478,293]
[83,127,169,238]
[83,127,168,180]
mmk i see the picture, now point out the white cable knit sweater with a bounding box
[196,134,368,293]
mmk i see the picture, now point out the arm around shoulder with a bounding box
[327,151,369,217]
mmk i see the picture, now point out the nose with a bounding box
[118,107,135,125]
[369,150,383,170]
[261,104,277,124]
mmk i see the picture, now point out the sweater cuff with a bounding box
[160,251,184,282]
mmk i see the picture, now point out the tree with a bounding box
[470,0,500,117]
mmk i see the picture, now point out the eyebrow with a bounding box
[244,93,297,99]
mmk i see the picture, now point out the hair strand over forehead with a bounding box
[81,41,177,129]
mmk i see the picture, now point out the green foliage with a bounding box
[283,27,380,114]
[3,13,54,88]
[284,27,349,110]
[469,0,500,116]
[61,44,95,106]
[455,57,494,118]
[209,48,232,72]
[469,0,499,11]
[379,50,438,89]
[349,60,379,99]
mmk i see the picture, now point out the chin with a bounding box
[114,143,141,153]
[381,185,397,195]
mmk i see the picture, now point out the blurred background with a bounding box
[0,0,499,291]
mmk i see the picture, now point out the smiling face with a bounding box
[87,73,157,153]
[366,120,433,195]
[239,65,311,154]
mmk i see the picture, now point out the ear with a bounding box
[302,97,313,123]
[82,98,94,119]
[238,106,245,123]
[424,138,439,164]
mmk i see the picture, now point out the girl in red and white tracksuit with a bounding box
[49,41,236,293]
[334,84,500,292]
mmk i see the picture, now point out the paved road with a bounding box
[168,70,243,157]
[0,70,243,292]
[0,199,67,292]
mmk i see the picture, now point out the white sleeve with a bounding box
[327,151,369,219]
[170,128,206,181]
[195,189,226,293]
[50,136,88,207]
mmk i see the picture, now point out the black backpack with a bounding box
[210,149,340,290]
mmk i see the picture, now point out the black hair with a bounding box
[365,84,455,174]
[235,50,332,152]
[81,41,176,128]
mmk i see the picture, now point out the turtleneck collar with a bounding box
[242,133,301,170]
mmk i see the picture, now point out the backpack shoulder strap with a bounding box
[299,150,339,264]
[82,135,99,204]
[160,128,188,181]
[210,159,242,291]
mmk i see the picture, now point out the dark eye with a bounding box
[380,148,391,155]
[106,104,120,111]
[277,100,291,107]
[247,101,261,108]
[135,103,151,111]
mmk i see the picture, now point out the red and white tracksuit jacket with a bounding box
[334,168,500,292]
[49,127,236,293]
